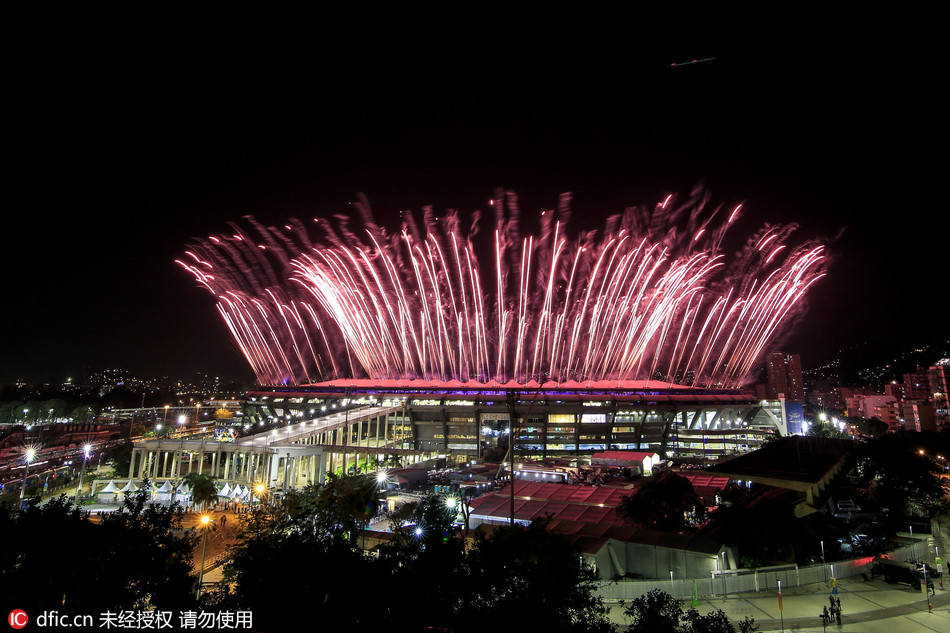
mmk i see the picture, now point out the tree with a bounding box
[853,432,950,516]
[806,421,849,439]
[310,473,380,547]
[0,491,196,613]
[384,491,456,553]
[218,480,386,630]
[220,524,382,629]
[104,439,133,478]
[705,492,804,567]
[98,486,198,609]
[617,471,707,532]
[623,588,683,633]
[853,416,887,438]
[182,472,218,510]
[683,607,737,633]
[453,520,613,633]
[624,591,760,633]
[222,489,613,632]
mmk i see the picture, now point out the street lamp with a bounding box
[19,446,38,508]
[251,483,265,507]
[719,551,727,598]
[75,443,92,502]
[196,514,212,599]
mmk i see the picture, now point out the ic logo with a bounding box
[8,610,28,629]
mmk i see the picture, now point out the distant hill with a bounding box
[804,338,949,389]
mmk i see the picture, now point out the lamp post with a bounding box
[196,514,212,599]
[75,443,92,501]
[719,551,727,598]
[778,580,784,633]
[19,447,37,508]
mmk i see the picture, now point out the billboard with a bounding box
[785,401,805,435]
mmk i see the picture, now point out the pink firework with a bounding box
[177,190,826,387]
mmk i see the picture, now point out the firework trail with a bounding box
[177,190,826,387]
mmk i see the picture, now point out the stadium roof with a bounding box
[705,436,854,487]
[704,435,855,510]
[469,480,725,556]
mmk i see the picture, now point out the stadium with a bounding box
[242,378,789,473]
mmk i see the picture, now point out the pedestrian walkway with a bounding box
[187,509,240,585]
[607,575,950,632]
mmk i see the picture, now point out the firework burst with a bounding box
[177,190,826,387]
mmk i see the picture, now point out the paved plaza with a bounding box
[606,575,950,631]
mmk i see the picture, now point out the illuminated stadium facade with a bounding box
[244,379,788,467]
[116,380,787,494]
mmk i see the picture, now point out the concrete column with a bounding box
[267,453,279,488]
[281,453,290,489]
[315,451,327,485]
[248,452,255,482]
[142,451,151,479]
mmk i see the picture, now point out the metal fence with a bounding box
[595,543,920,602]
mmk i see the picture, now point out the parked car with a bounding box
[871,558,935,590]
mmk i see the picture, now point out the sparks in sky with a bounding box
[177,190,826,387]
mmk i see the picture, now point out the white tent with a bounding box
[99,480,119,493]
[218,483,232,498]
[120,480,138,493]
[171,483,191,507]
[153,480,174,504]
[96,480,120,503]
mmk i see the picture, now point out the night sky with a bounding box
[2,37,944,386]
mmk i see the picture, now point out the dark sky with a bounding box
[2,37,945,386]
